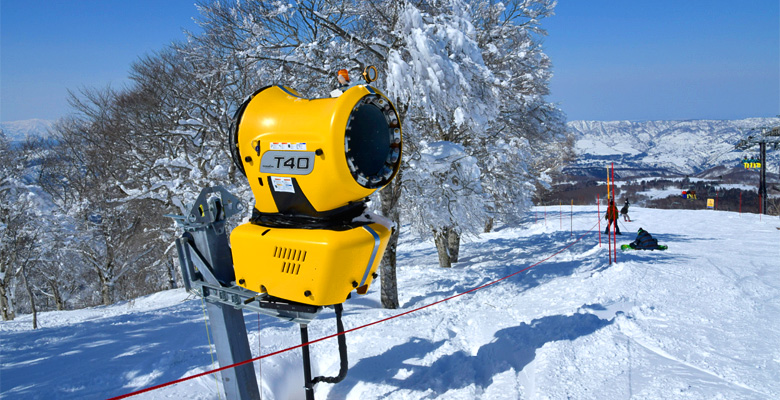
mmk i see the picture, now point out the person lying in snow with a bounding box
[622,227,668,251]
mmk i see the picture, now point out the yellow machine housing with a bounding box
[229,83,402,306]
[231,222,390,306]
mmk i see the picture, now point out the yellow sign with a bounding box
[707,198,714,209]
[743,162,761,169]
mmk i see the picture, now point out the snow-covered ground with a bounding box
[2,207,779,399]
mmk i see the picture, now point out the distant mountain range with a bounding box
[2,117,779,180]
[1,119,54,143]
[565,118,780,179]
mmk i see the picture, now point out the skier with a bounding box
[620,199,631,222]
[605,199,621,235]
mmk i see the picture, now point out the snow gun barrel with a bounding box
[228,81,403,306]
[230,84,402,212]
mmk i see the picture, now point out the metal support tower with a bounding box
[170,187,261,400]
[736,126,780,215]
[760,142,767,213]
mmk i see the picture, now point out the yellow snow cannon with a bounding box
[229,81,402,306]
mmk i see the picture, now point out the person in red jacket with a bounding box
[605,199,621,235]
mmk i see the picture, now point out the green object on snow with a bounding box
[621,244,668,251]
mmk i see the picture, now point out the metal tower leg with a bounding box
[300,324,315,400]
[170,187,261,400]
[207,301,261,400]
[760,142,767,215]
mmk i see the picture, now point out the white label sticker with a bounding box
[260,151,315,175]
[270,142,307,151]
[271,176,295,193]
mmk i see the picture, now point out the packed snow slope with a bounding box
[2,207,779,399]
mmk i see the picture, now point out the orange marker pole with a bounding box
[597,194,602,247]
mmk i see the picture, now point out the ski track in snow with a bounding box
[1,207,779,399]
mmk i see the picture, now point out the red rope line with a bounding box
[107,221,599,400]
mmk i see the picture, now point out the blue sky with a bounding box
[1,0,778,123]
[544,0,779,121]
[1,0,200,123]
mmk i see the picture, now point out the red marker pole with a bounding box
[606,166,612,264]
[612,162,617,262]
[739,192,742,216]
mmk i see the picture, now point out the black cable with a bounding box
[312,303,348,384]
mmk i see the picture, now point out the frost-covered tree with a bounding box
[0,131,22,320]
[45,98,169,305]
[0,137,63,325]
[404,141,485,267]
[116,42,272,293]
[35,29,263,308]
[471,0,572,221]
[0,202,40,324]
[382,0,569,265]
[385,1,499,268]
[126,44,257,206]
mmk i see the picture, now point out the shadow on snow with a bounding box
[400,229,613,309]
[0,301,291,399]
[327,311,614,399]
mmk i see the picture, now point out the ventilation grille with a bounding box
[274,246,307,275]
